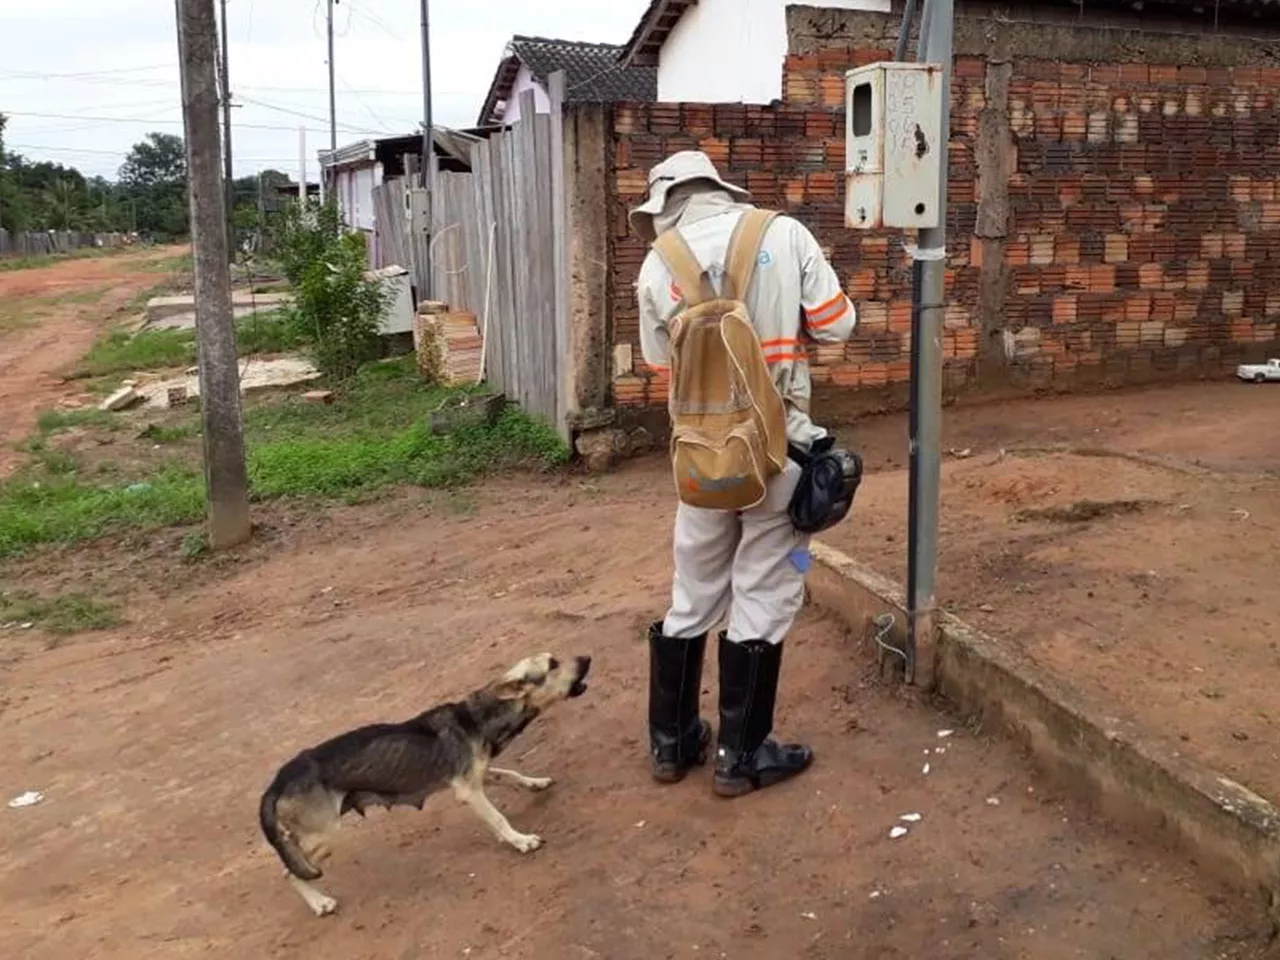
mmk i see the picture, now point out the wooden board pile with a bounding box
[412,302,484,386]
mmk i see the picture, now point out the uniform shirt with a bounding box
[637,208,857,448]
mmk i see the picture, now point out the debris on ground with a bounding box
[889,826,909,839]
[99,386,141,412]
[8,791,43,809]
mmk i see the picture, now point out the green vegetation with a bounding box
[0,359,569,559]
[0,591,122,635]
[0,247,121,273]
[73,309,305,378]
[272,200,389,379]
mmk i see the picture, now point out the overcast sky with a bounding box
[1,0,651,180]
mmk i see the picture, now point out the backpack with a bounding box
[652,209,789,512]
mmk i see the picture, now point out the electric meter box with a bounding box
[844,62,945,231]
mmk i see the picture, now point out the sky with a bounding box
[0,0,652,180]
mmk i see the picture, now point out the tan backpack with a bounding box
[652,209,789,511]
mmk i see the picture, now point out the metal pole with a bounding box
[219,0,234,252]
[904,0,953,686]
[420,0,434,300]
[327,0,337,151]
[174,0,252,550]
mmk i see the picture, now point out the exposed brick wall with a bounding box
[607,11,1280,408]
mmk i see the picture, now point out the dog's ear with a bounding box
[491,678,528,701]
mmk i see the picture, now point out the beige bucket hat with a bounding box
[628,150,750,243]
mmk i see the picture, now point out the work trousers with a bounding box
[662,460,811,645]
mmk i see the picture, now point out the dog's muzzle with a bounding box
[568,656,592,698]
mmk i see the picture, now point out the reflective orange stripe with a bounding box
[765,352,806,364]
[759,337,800,349]
[806,301,850,329]
[803,292,845,320]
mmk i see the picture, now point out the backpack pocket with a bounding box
[671,420,769,511]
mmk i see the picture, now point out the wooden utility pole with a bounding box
[175,0,252,549]
[218,0,234,251]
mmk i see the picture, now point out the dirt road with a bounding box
[0,247,187,475]
[0,472,1272,959]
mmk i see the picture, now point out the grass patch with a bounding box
[137,253,194,273]
[0,247,121,273]
[0,359,569,559]
[0,466,205,559]
[73,309,307,379]
[244,358,568,498]
[138,422,199,444]
[0,591,122,635]
[76,327,195,378]
[37,408,119,435]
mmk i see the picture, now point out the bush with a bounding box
[272,200,389,380]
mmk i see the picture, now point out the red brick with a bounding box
[954,56,985,78]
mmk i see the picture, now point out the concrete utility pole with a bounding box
[218,0,234,250]
[174,0,252,550]
[327,0,338,151]
[904,0,954,684]
[419,0,434,299]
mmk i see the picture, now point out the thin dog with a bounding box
[259,652,591,916]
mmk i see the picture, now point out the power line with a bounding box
[3,108,391,136]
[0,69,471,98]
[7,142,303,164]
[0,64,174,80]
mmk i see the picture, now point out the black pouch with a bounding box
[786,436,863,534]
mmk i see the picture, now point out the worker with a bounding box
[631,151,858,797]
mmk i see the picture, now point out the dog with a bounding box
[258,652,591,916]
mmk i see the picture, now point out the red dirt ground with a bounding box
[0,246,188,476]
[823,382,1280,804]
[1,474,1274,959]
[3,260,1279,955]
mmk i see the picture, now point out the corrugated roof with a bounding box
[477,35,657,126]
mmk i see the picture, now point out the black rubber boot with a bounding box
[648,623,713,783]
[713,635,813,798]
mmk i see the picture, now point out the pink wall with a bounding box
[500,63,552,125]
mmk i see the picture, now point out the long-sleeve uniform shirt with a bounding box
[637,208,857,449]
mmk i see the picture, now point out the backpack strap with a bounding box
[723,209,779,302]
[652,229,716,306]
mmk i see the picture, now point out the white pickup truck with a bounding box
[1237,358,1280,383]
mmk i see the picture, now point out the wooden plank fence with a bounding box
[426,79,572,437]
[0,230,131,259]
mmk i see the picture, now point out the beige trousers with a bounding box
[663,460,811,645]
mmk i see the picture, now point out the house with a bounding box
[477,35,657,127]
[317,128,482,266]
[620,0,890,105]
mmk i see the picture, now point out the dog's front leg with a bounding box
[487,767,553,792]
[451,779,544,853]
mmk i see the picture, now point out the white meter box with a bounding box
[845,62,944,231]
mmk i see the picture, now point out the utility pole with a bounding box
[419,0,433,299]
[298,126,307,201]
[218,0,234,253]
[327,0,337,151]
[174,0,252,550]
[904,0,954,685]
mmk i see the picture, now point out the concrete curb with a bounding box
[808,539,1280,914]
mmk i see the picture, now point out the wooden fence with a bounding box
[0,230,130,259]
[427,79,572,438]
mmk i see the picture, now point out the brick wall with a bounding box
[607,10,1280,409]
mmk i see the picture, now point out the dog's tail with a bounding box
[259,783,322,881]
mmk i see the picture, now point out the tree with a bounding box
[119,132,189,240]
